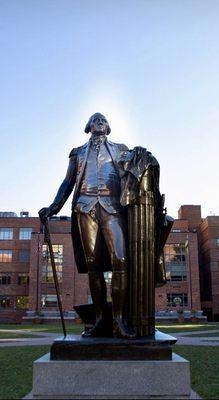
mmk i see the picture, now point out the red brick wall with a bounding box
[178,205,202,231]
[0,217,40,321]
[198,216,219,319]
[155,218,201,311]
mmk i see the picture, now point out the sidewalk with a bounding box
[0,328,218,347]
[172,329,219,346]
[0,330,60,347]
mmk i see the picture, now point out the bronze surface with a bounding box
[39,113,173,342]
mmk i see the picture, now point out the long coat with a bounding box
[50,138,169,284]
[50,138,129,273]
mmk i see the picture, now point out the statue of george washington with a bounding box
[39,112,172,339]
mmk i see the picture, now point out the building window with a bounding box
[167,293,188,307]
[164,243,186,281]
[0,228,13,240]
[18,274,29,285]
[0,296,11,308]
[104,271,112,283]
[0,275,11,285]
[18,250,30,263]
[42,244,63,283]
[88,295,93,304]
[41,295,58,308]
[216,239,219,248]
[16,296,29,309]
[19,228,32,240]
[0,250,12,262]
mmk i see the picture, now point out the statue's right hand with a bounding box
[38,207,53,224]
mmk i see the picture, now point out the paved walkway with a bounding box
[0,330,60,347]
[172,329,219,346]
[0,328,219,347]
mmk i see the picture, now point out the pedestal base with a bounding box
[50,330,177,361]
[29,352,191,399]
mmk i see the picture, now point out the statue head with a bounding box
[84,113,111,135]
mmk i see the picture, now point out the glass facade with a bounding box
[19,228,32,240]
[0,250,12,262]
[42,244,63,282]
[0,228,13,240]
[164,243,187,281]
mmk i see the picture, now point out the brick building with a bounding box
[198,215,219,321]
[155,213,201,313]
[0,212,88,323]
[0,212,39,322]
[0,205,218,323]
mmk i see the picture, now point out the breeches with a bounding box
[76,204,127,272]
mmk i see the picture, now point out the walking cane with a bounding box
[43,219,67,338]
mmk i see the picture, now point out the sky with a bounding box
[0,0,219,219]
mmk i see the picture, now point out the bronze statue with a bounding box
[39,113,172,339]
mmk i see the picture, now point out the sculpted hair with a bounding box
[84,113,111,135]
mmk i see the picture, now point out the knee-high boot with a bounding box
[82,271,110,337]
[111,270,136,339]
[88,271,107,322]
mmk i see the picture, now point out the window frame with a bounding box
[0,249,13,262]
[19,228,32,240]
[0,228,13,240]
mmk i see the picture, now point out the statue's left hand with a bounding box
[133,146,146,157]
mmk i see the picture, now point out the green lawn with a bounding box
[0,332,41,339]
[175,345,219,399]
[0,323,84,334]
[0,345,50,400]
[1,322,219,335]
[156,322,219,333]
[0,344,218,399]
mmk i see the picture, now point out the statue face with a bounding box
[90,114,109,135]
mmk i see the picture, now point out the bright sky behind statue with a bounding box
[1,0,219,218]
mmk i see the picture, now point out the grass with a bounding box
[0,345,49,400]
[1,322,219,335]
[156,322,219,333]
[174,345,219,399]
[0,344,218,399]
[0,323,84,334]
[0,332,41,339]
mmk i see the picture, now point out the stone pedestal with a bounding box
[50,331,177,361]
[28,352,191,399]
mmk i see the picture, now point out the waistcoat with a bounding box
[75,137,122,213]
